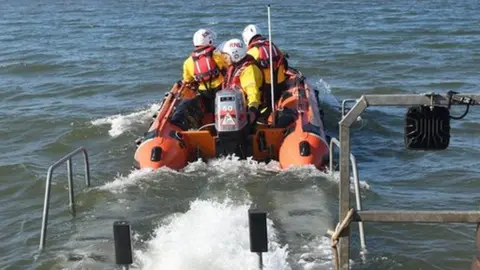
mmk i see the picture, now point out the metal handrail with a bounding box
[336,93,480,269]
[341,99,358,118]
[329,137,366,250]
[39,147,91,250]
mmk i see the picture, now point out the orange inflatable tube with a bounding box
[134,83,190,170]
[277,71,329,170]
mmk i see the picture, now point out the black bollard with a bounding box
[248,210,268,252]
[113,221,133,266]
[249,209,268,270]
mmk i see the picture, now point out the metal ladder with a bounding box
[39,147,91,250]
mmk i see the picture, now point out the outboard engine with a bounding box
[214,87,251,158]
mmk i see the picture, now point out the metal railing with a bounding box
[39,147,91,250]
[329,137,366,250]
[341,99,358,119]
[336,93,480,269]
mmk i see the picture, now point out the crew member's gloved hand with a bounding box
[247,106,259,124]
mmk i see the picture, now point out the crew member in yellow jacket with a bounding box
[219,38,264,124]
[242,24,288,115]
[170,28,227,130]
[182,29,227,96]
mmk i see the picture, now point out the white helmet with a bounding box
[242,24,261,45]
[193,28,217,46]
[219,38,246,63]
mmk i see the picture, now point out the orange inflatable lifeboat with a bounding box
[133,68,330,171]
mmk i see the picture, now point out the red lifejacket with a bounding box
[222,55,257,89]
[191,46,221,85]
[248,37,284,69]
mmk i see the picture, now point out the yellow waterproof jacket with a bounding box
[182,49,227,91]
[239,64,263,109]
[223,57,264,109]
[247,42,286,85]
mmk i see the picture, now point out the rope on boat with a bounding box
[327,208,355,270]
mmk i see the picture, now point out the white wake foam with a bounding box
[95,157,359,269]
[98,165,187,194]
[270,185,335,270]
[135,199,292,270]
[98,168,155,193]
[184,155,282,177]
[90,103,161,137]
[98,155,369,195]
[297,236,334,270]
[326,168,371,190]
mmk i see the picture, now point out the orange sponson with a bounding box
[278,116,329,170]
[277,74,329,170]
[134,123,188,170]
[134,83,193,170]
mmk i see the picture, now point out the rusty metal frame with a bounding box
[337,93,480,269]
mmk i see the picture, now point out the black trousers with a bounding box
[258,81,287,120]
[169,89,216,131]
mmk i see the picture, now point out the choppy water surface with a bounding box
[1,1,479,269]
